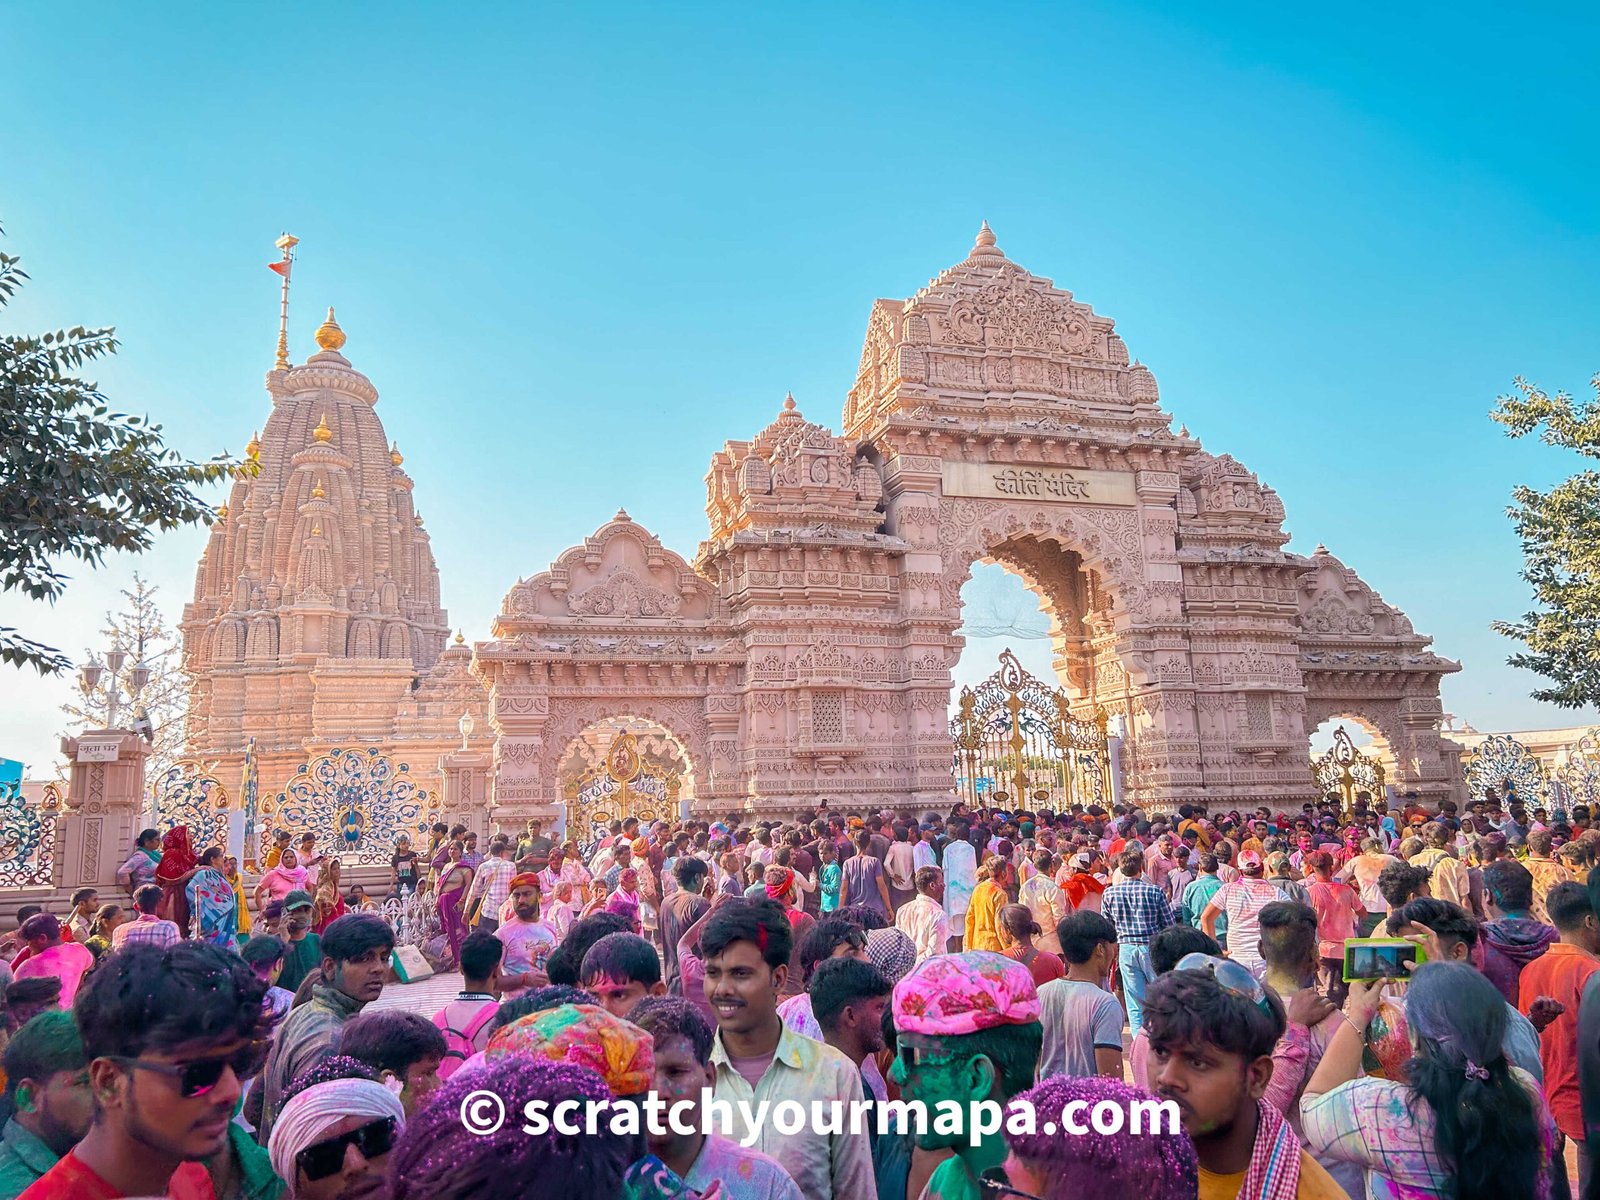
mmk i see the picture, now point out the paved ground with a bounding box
[370,970,464,1014]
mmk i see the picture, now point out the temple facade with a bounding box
[183,228,1464,835]
[180,311,492,844]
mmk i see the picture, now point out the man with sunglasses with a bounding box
[1143,956,1344,1200]
[266,1075,403,1200]
[18,942,267,1200]
[258,913,394,1143]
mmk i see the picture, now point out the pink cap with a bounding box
[1238,849,1263,869]
[892,951,1040,1037]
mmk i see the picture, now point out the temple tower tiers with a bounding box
[181,311,490,819]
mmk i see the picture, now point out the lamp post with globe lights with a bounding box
[78,646,154,737]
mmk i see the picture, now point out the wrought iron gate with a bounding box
[0,780,59,889]
[564,731,678,846]
[1310,727,1386,815]
[950,649,1110,810]
[152,762,231,853]
[259,747,438,867]
[1464,734,1548,808]
[1554,730,1600,809]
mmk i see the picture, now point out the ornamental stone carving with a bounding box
[568,569,684,619]
[184,226,1463,823]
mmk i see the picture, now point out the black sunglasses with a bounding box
[108,1039,271,1099]
[297,1116,397,1181]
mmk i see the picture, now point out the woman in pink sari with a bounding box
[254,847,308,912]
[155,826,200,938]
[436,840,474,966]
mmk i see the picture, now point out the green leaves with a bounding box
[0,227,244,675]
[1492,375,1600,708]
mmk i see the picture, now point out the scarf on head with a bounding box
[157,826,199,880]
[765,867,796,900]
[267,1078,404,1185]
[1240,1097,1301,1200]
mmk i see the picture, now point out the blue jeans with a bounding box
[1119,943,1155,1036]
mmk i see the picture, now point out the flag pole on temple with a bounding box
[269,233,298,369]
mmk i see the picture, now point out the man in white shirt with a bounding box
[912,828,939,873]
[895,867,951,965]
[1019,851,1069,955]
[941,823,978,952]
[1200,849,1281,979]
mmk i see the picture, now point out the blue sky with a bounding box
[3,2,1597,774]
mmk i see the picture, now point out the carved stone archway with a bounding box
[470,226,1461,818]
[473,513,742,825]
[1297,548,1462,805]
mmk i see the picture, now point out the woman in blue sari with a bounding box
[187,845,240,950]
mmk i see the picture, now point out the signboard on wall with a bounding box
[76,738,122,763]
[941,462,1138,506]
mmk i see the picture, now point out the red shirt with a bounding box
[1003,945,1065,988]
[18,1152,214,1199]
[1305,878,1364,961]
[1518,941,1600,1139]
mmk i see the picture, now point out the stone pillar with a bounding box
[59,730,150,894]
[438,747,493,838]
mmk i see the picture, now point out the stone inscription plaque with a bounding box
[941,462,1138,506]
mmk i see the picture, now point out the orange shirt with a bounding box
[1518,941,1600,1139]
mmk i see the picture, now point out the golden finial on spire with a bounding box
[246,431,261,460]
[312,413,332,443]
[311,477,326,499]
[272,233,298,370]
[390,441,404,467]
[215,503,229,521]
[413,515,424,528]
[314,307,346,352]
[454,630,465,645]
[312,524,322,537]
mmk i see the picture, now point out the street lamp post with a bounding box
[79,645,153,735]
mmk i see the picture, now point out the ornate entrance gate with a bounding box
[950,650,1110,810]
[564,732,679,846]
[257,747,438,866]
[1311,727,1386,815]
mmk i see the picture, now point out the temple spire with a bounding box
[270,233,298,370]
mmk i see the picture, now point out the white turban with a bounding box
[268,1078,405,1188]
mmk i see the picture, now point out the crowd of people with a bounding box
[2,791,1600,1198]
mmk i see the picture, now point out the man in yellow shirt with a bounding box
[1144,955,1345,1200]
[964,857,1008,953]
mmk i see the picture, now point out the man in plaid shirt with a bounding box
[461,837,517,934]
[1102,847,1177,1035]
[110,884,180,951]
